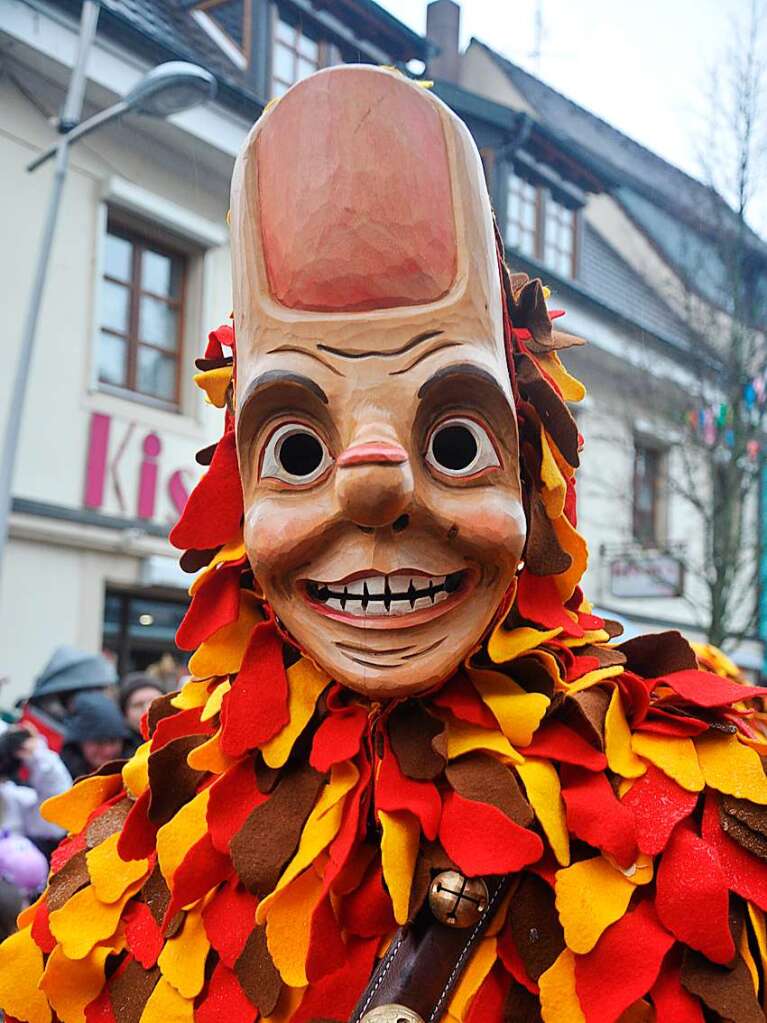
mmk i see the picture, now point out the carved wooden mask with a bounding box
[230,65,526,697]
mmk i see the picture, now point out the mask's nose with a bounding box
[335,441,414,528]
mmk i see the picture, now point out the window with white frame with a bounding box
[505,168,579,279]
[543,193,577,278]
[272,14,320,97]
[506,172,538,260]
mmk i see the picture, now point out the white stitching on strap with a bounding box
[355,933,406,1020]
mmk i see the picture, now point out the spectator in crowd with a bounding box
[118,673,164,754]
[60,691,131,781]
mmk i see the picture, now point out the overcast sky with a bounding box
[383,0,767,232]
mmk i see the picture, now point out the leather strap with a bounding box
[349,875,512,1023]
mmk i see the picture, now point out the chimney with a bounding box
[426,0,461,83]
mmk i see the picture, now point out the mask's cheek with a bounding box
[436,488,527,574]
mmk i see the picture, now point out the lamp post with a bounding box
[0,5,216,587]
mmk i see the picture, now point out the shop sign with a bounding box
[609,553,684,599]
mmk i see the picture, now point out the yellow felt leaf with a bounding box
[261,658,330,769]
[41,774,122,832]
[186,730,236,774]
[615,852,654,887]
[517,758,570,866]
[446,717,522,763]
[565,664,625,694]
[122,740,151,799]
[740,920,759,995]
[747,903,767,987]
[257,762,358,922]
[555,856,635,953]
[171,678,213,710]
[539,351,587,403]
[631,732,703,792]
[696,732,767,804]
[17,892,44,930]
[605,687,646,779]
[201,680,230,721]
[87,832,150,903]
[445,937,497,1019]
[487,625,562,664]
[552,513,588,602]
[139,975,194,1023]
[157,788,210,883]
[0,926,50,1023]
[469,668,550,746]
[189,542,247,596]
[49,882,139,960]
[539,948,586,1023]
[193,365,232,407]
[266,866,323,987]
[188,591,263,678]
[539,425,568,519]
[41,943,111,1023]
[380,809,420,925]
[561,629,610,647]
[158,902,209,999]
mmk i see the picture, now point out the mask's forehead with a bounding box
[230,65,506,399]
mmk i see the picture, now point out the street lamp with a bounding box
[0,2,217,587]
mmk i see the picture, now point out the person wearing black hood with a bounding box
[117,673,164,755]
[60,691,131,780]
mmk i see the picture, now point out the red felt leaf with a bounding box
[466,963,511,1023]
[340,861,396,938]
[621,764,698,856]
[310,704,368,772]
[164,834,231,926]
[203,324,234,360]
[651,669,767,708]
[196,960,255,1023]
[517,572,584,636]
[151,707,211,751]
[85,988,117,1023]
[169,429,243,551]
[520,721,607,771]
[636,710,709,738]
[117,789,158,861]
[325,758,372,886]
[176,563,244,651]
[702,791,767,910]
[289,936,379,1023]
[376,741,441,840]
[124,901,164,969]
[617,671,652,725]
[219,622,289,757]
[432,672,502,730]
[561,766,637,868]
[50,829,86,872]
[655,823,734,964]
[202,878,258,968]
[207,758,267,854]
[30,900,55,954]
[650,956,705,1022]
[498,920,539,994]
[439,791,543,876]
[574,901,674,1023]
[306,893,347,984]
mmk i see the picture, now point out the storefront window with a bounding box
[98,222,186,406]
[103,590,188,678]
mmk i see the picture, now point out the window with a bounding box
[633,442,665,546]
[505,169,579,279]
[98,222,185,406]
[272,14,320,97]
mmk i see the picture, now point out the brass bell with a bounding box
[359,1006,425,1023]
[428,869,488,928]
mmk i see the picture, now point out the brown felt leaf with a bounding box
[525,491,573,577]
[109,961,160,1023]
[389,702,447,781]
[235,925,282,1015]
[508,873,564,981]
[579,645,627,669]
[564,687,610,751]
[147,735,206,825]
[255,755,283,795]
[141,863,170,927]
[720,797,767,862]
[508,656,556,699]
[722,795,767,839]
[230,764,324,898]
[196,442,218,467]
[180,548,220,574]
[147,694,182,736]
[516,356,580,467]
[47,849,89,912]
[446,754,533,827]
[618,631,697,677]
[601,618,625,639]
[409,843,459,920]
[87,797,133,848]
[504,980,543,1023]
[681,950,765,1023]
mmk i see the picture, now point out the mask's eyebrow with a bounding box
[417,362,513,407]
[240,370,328,407]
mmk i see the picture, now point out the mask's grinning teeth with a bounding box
[306,571,465,616]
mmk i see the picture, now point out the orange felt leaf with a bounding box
[186,730,237,774]
[156,787,210,885]
[188,591,263,678]
[41,943,111,1023]
[266,866,324,987]
[261,657,330,769]
[695,732,767,804]
[48,881,140,960]
[41,774,122,832]
[539,948,586,1023]
[0,926,50,1023]
[158,902,210,999]
[631,732,703,792]
[139,975,194,1022]
[555,856,634,954]
[86,832,150,903]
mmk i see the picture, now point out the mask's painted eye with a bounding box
[261,423,333,484]
[425,417,500,478]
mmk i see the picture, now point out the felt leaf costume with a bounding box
[4,67,767,1023]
